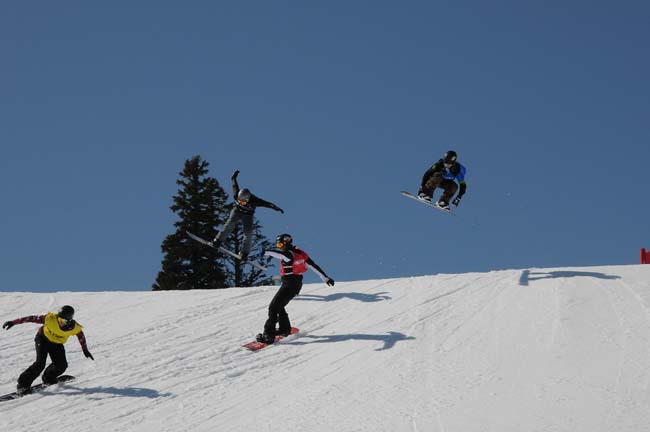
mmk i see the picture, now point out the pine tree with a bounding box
[224,216,275,287]
[152,156,229,291]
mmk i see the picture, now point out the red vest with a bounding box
[280,248,309,275]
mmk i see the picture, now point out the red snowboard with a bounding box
[243,327,299,351]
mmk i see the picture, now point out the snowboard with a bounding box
[0,375,75,402]
[400,191,456,216]
[186,231,267,271]
[243,327,300,351]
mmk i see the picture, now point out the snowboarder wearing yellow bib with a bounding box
[2,305,93,395]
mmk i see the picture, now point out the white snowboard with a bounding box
[400,191,456,216]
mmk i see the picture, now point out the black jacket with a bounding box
[421,158,467,198]
[232,177,282,215]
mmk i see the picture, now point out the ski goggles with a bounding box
[276,240,286,248]
[238,199,249,206]
[57,317,73,326]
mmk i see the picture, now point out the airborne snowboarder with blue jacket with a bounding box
[418,150,467,211]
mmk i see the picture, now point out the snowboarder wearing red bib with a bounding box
[256,234,334,344]
[2,305,93,395]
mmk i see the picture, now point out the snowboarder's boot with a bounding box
[277,327,291,337]
[16,385,31,396]
[256,333,275,344]
[418,192,432,203]
[436,200,450,211]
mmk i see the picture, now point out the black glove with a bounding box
[276,207,284,214]
[83,349,94,361]
[326,278,335,287]
[452,196,462,207]
[231,170,240,180]
[3,321,14,330]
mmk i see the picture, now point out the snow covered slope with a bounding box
[2,265,650,431]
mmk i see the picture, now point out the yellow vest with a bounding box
[43,312,83,344]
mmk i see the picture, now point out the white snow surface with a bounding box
[2,265,650,432]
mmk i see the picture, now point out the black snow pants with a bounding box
[214,208,254,255]
[18,333,68,388]
[421,172,458,203]
[263,275,303,337]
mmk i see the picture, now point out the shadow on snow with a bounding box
[49,385,173,399]
[287,331,415,351]
[295,292,391,303]
[519,269,621,286]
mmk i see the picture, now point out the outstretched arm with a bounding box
[306,257,334,286]
[251,196,284,213]
[264,249,292,262]
[3,315,45,329]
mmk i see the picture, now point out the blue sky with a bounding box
[2,1,649,292]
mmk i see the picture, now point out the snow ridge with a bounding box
[2,265,650,432]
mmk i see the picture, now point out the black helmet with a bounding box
[57,305,75,321]
[237,188,251,202]
[443,150,457,164]
[275,233,293,250]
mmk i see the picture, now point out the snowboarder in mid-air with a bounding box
[213,170,284,261]
[256,234,335,344]
[2,305,94,395]
[418,150,467,211]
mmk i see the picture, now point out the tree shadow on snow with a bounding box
[519,269,621,286]
[50,385,173,399]
[287,331,414,351]
[295,292,391,303]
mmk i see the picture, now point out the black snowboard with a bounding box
[0,375,75,402]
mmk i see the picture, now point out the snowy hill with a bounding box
[2,265,650,432]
